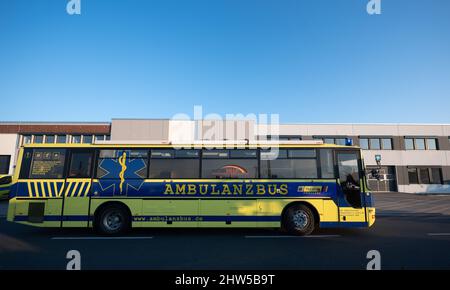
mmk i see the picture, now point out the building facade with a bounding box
[1,119,449,194]
[259,123,450,194]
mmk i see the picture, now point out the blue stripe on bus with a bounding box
[132,215,281,222]
[13,215,92,222]
[320,222,368,228]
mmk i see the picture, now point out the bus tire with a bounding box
[283,204,315,236]
[94,204,131,235]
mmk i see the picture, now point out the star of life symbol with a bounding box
[97,150,147,195]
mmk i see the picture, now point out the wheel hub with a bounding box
[292,210,308,229]
[103,211,122,231]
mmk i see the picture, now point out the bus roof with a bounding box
[22,141,359,149]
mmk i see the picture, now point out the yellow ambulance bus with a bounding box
[7,141,375,235]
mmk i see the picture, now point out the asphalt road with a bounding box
[1,193,449,270]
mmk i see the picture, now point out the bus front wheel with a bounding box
[283,204,315,236]
[94,204,131,235]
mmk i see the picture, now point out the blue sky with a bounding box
[0,0,449,123]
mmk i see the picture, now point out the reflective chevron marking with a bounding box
[34,182,39,198]
[27,182,33,198]
[24,181,87,198]
[46,182,52,197]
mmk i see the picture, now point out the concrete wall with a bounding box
[260,123,450,138]
[0,133,19,174]
[111,119,170,141]
[112,119,255,143]
[362,150,450,166]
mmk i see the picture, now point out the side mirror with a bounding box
[370,169,381,181]
[0,176,12,185]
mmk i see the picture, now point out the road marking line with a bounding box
[245,235,341,238]
[427,233,450,236]
[51,236,154,240]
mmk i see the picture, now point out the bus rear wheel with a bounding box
[283,204,315,236]
[95,204,131,235]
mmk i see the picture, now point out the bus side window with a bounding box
[319,149,335,179]
[68,150,94,178]
[260,149,318,179]
[201,149,258,179]
[149,149,199,179]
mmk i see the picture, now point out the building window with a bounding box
[335,138,347,146]
[360,139,369,150]
[315,137,352,146]
[405,138,414,150]
[408,167,442,185]
[359,137,392,150]
[82,135,93,144]
[430,168,442,184]
[382,138,393,150]
[408,168,419,184]
[22,135,32,145]
[418,168,430,184]
[33,135,44,144]
[95,135,105,142]
[72,135,82,144]
[45,135,55,144]
[0,155,11,174]
[405,137,438,150]
[415,139,426,150]
[56,135,67,143]
[426,139,437,150]
[278,136,302,141]
[369,139,381,150]
[266,136,302,141]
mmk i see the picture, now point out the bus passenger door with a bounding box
[61,150,94,227]
[335,150,367,224]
